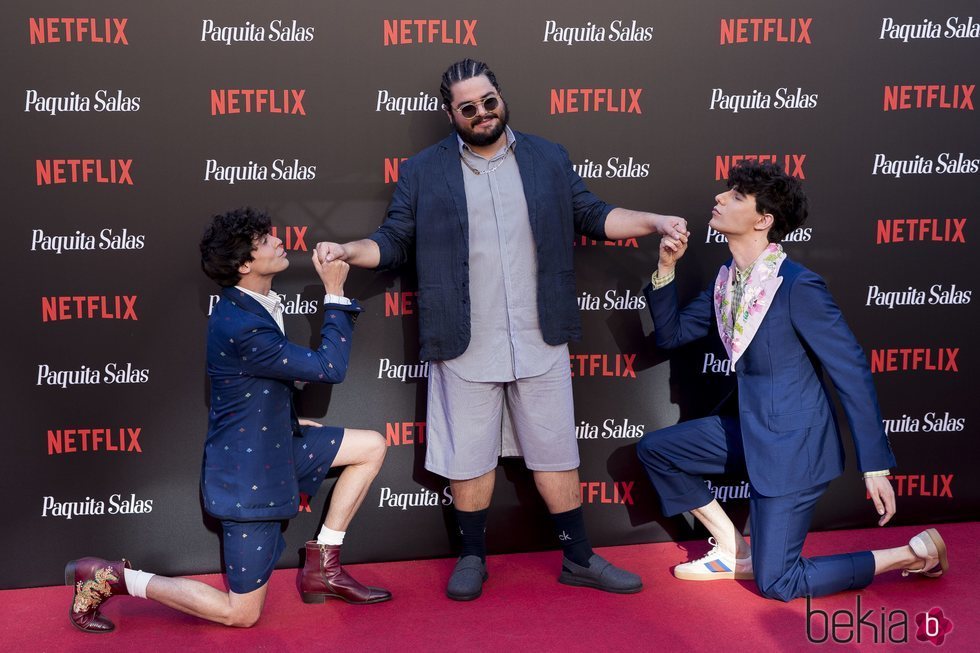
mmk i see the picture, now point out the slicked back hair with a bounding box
[440,59,501,108]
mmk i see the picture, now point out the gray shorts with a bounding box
[424,353,579,480]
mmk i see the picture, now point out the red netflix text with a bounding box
[47,427,142,454]
[870,348,959,373]
[876,218,966,244]
[720,18,811,45]
[29,18,128,44]
[716,154,805,180]
[383,19,477,46]
[36,159,133,186]
[41,295,138,321]
[210,89,306,115]
[550,88,642,115]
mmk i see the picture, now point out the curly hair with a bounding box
[727,161,809,242]
[199,207,272,287]
[440,58,501,108]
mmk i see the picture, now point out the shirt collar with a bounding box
[457,125,517,160]
[235,286,283,317]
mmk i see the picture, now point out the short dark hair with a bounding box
[440,59,501,108]
[200,207,272,287]
[727,161,808,242]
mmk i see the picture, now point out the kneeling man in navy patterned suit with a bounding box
[637,162,948,600]
[65,208,390,633]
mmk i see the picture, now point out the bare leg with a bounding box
[872,546,919,574]
[690,499,751,558]
[322,429,386,531]
[145,576,268,628]
[533,469,582,513]
[451,469,495,511]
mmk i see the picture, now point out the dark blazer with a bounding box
[645,259,896,497]
[202,287,361,521]
[369,130,614,361]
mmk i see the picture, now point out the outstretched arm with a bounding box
[604,208,689,241]
[315,239,381,269]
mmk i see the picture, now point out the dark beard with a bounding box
[455,105,509,147]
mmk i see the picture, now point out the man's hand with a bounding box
[654,215,689,239]
[658,233,688,276]
[312,251,350,296]
[315,241,349,263]
[865,475,896,526]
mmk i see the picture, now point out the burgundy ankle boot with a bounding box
[65,556,132,633]
[300,541,391,605]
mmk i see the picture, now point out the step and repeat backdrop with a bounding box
[3,1,977,588]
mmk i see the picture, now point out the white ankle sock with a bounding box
[317,525,345,546]
[123,568,155,599]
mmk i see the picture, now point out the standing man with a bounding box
[65,208,390,633]
[317,59,687,600]
[637,161,948,601]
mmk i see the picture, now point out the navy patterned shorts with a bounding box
[221,425,344,593]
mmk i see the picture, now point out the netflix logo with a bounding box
[210,89,306,116]
[871,475,954,498]
[573,237,639,248]
[36,159,133,186]
[383,19,477,45]
[883,84,974,111]
[569,353,637,378]
[550,88,642,114]
[268,226,308,251]
[876,218,967,244]
[870,348,959,373]
[41,295,138,322]
[385,291,417,317]
[48,427,142,455]
[580,481,634,505]
[29,18,128,44]
[716,154,805,180]
[720,18,811,45]
[384,157,408,184]
[385,421,426,446]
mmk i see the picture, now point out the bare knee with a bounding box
[224,604,262,628]
[366,430,387,466]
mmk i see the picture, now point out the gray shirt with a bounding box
[444,127,566,382]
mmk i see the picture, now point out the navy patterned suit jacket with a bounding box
[202,286,361,521]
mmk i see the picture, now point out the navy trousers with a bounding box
[637,416,875,601]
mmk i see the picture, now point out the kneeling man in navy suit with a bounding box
[66,208,390,632]
[637,162,948,601]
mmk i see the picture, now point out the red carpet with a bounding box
[5,522,976,652]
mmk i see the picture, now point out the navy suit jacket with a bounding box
[645,259,896,497]
[202,287,362,521]
[369,130,614,361]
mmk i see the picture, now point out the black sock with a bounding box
[455,508,488,561]
[550,506,593,567]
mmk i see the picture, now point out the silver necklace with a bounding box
[460,146,511,176]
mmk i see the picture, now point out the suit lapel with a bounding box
[513,132,539,237]
[440,134,468,237]
[731,275,784,365]
[713,264,733,359]
[221,287,279,328]
[728,245,787,365]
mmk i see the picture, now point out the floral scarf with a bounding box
[713,243,787,365]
